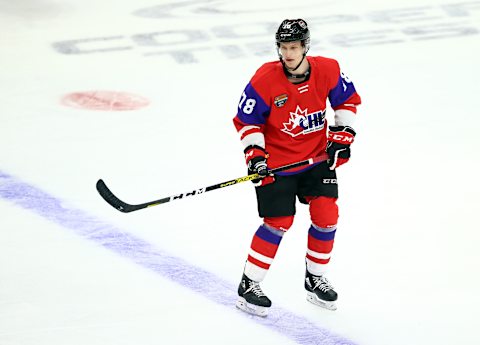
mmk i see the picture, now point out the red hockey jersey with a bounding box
[233,56,361,174]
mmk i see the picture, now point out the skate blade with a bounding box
[235,297,269,317]
[306,292,337,311]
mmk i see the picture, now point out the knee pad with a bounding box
[263,216,294,232]
[309,196,338,228]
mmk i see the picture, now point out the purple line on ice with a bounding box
[0,171,357,345]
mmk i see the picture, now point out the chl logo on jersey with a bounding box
[281,106,326,137]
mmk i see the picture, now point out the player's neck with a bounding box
[286,59,310,84]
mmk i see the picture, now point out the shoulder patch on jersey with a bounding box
[274,94,288,107]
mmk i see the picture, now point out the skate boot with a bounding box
[236,274,271,317]
[305,270,338,310]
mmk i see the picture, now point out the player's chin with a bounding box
[284,60,298,70]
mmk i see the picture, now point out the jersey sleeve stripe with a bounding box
[238,125,261,138]
[334,109,356,127]
[241,132,265,149]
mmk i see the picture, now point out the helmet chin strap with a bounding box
[281,53,310,79]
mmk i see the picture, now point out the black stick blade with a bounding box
[96,179,137,213]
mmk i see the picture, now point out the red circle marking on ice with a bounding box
[61,91,150,111]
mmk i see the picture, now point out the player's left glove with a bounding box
[326,125,356,170]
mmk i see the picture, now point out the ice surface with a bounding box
[1,1,479,344]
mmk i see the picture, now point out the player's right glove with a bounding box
[244,145,275,187]
[326,125,356,170]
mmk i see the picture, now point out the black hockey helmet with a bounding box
[275,19,310,52]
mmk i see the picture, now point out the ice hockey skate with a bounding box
[305,270,338,310]
[236,274,272,317]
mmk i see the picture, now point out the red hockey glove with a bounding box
[244,145,275,187]
[326,126,356,170]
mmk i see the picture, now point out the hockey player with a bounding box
[233,19,361,316]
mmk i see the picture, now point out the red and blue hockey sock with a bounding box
[306,224,336,276]
[244,224,284,282]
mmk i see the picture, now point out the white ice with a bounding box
[1,0,480,344]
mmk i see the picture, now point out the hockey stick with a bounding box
[96,153,328,213]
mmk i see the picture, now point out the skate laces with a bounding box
[312,276,334,293]
[246,281,266,297]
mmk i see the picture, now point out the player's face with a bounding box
[279,41,305,69]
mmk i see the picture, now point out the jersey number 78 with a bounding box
[239,92,257,115]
